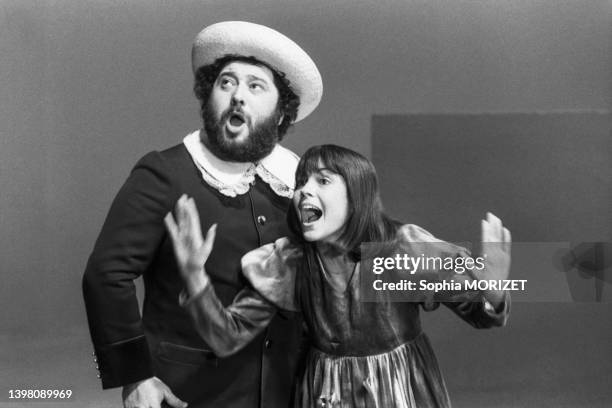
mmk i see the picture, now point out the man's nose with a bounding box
[231,84,246,106]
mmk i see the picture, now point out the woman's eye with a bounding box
[250,83,263,91]
[318,177,330,185]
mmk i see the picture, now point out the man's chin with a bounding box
[203,107,280,163]
[208,135,275,163]
[221,128,250,145]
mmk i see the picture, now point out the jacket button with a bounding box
[96,374,101,379]
[257,215,266,226]
[264,339,272,349]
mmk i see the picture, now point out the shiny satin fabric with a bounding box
[182,225,510,407]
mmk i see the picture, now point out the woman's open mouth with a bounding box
[299,203,322,225]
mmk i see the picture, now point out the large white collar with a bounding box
[183,130,299,198]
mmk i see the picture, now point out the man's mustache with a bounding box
[220,108,251,127]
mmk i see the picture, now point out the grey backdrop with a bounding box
[1,1,610,407]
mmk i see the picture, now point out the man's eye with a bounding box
[220,78,235,88]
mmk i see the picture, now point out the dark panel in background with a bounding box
[373,113,611,243]
[372,113,612,407]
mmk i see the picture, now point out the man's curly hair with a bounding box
[193,55,300,140]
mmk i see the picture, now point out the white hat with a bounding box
[192,21,323,122]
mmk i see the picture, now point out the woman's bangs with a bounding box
[295,146,341,187]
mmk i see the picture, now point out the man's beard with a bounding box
[202,104,281,163]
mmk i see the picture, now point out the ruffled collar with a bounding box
[183,130,298,198]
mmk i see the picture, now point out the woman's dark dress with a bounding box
[182,224,510,407]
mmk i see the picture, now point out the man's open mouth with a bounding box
[227,111,246,129]
[229,114,245,127]
[299,204,322,224]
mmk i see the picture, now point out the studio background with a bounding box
[1,1,610,407]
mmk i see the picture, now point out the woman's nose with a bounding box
[299,180,315,196]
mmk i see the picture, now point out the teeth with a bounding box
[299,203,322,224]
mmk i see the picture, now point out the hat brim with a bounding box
[192,21,322,123]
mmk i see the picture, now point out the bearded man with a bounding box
[82,21,322,408]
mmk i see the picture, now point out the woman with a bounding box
[165,144,511,407]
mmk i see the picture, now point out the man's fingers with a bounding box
[163,389,188,408]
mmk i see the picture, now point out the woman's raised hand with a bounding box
[164,195,217,293]
[476,212,511,281]
[470,212,511,307]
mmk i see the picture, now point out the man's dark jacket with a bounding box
[82,143,303,407]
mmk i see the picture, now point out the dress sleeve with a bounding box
[241,237,302,311]
[82,151,176,388]
[444,291,510,329]
[180,237,301,357]
[398,224,511,328]
[180,284,278,358]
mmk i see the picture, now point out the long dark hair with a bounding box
[288,144,401,258]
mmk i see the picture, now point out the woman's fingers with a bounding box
[486,212,503,240]
[479,213,512,280]
[481,218,489,243]
[503,227,512,254]
[482,212,512,254]
[202,224,217,258]
[177,194,189,230]
[168,195,216,257]
[174,195,198,239]
[482,212,503,241]
[164,212,185,264]
[186,197,204,242]
[164,212,179,242]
